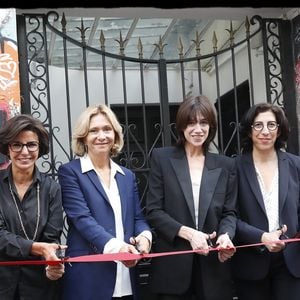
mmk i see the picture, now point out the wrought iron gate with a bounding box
[15,11,298,298]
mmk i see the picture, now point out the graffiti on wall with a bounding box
[293,15,300,106]
[0,8,21,168]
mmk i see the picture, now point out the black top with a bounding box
[0,165,64,300]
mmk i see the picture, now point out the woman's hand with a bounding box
[216,233,236,262]
[45,263,65,280]
[190,230,216,255]
[31,242,67,261]
[119,243,140,268]
[129,234,151,254]
[31,242,68,280]
[261,224,287,252]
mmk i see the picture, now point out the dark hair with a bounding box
[176,95,217,154]
[240,102,289,153]
[0,114,49,158]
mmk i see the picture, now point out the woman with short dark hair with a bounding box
[0,114,65,300]
[232,102,300,300]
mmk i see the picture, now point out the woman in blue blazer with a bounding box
[58,104,152,300]
[232,103,300,300]
[145,95,237,300]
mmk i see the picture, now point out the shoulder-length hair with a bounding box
[176,95,217,154]
[72,104,124,157]
[240,102,290,153]
[0,114,49,158]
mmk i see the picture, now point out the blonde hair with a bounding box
[72,105,124,157]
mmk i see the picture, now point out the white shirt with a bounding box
[255,166,279,232]
[80,155,132,297]
[190,170,202,228]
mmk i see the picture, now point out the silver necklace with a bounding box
[8,181,40,241]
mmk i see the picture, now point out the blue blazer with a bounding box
[58,158,150,300]
[232,151,300,280]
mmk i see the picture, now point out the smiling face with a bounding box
[9,130,39,173]
[84,113,115,159]
[251,110,279,152]
[183,114,209,151]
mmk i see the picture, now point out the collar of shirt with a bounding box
[2,164,41,185]
[80,154,125,177]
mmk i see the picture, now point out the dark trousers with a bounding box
[157,254,233,300]
[157,255,202,300]
[235,252,300,300]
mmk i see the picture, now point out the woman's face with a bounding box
[9,130,39,172]
[183,114,209,149]
[251,110,279,152]
[85,113,115,158]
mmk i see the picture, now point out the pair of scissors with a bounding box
[129,236,142,252]
[55,245,72,266]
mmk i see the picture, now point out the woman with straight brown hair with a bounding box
[145,95,237,300]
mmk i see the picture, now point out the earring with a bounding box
[84,144,88,153]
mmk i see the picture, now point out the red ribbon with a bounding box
[1,238,300,266]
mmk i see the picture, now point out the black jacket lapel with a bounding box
[170,149,196,226]
[198,153,221,230]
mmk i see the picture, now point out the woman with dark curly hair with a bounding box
[232,102,300,300]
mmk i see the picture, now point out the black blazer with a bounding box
[232,150,300,280]
[145,146,237,296]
